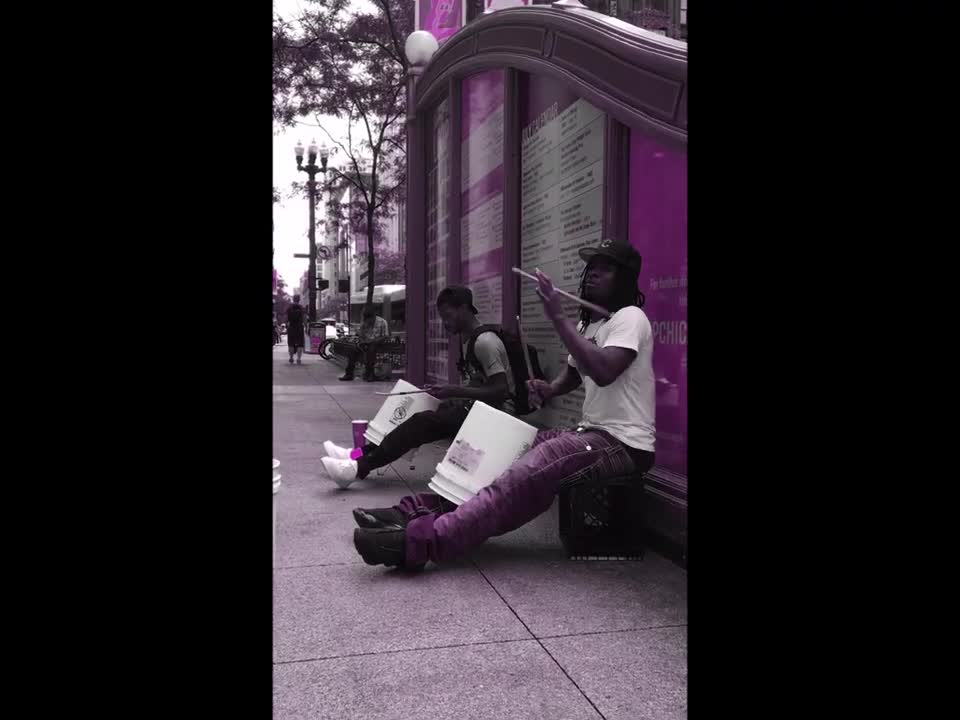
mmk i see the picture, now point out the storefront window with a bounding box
[425,98,451,385]
[518,72,606,428]
[460,70,506,325]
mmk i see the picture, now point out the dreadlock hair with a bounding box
[576,259,646,333]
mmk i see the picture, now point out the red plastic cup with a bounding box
[352,420,368,450]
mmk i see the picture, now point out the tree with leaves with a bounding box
[371,249,405,285]
[274,0,412,311]
[273,275,293,324]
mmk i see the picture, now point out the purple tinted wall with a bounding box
[460,70,505,325]
[628,132,687,476]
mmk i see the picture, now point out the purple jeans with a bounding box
[397,427,650,566]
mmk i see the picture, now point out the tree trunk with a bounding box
[365,207,376,311]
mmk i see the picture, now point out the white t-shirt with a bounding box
[568,305,656,452]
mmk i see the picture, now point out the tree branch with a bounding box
[349,37,400,64]
[309,119,353,162]
[342,112,372,207]
[373,179,405,210]
[376,0,408,71]
[325,168,366,195]
[384,134,406,154]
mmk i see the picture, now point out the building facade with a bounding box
[404,4,687,558]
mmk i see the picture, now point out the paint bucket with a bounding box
[428,402,538,505]
[273,459,282,568]
[428,465,474,506]
[364,379,440,446]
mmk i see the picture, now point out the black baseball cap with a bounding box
[436,285,479,314]
[579,239,643,276]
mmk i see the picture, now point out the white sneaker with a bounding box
[323,441,353,460]
[321,457,359,489]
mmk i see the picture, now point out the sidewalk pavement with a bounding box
[273,344,687,720]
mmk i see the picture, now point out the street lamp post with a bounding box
[294,139,330,324]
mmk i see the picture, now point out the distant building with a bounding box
[317,158,406,318]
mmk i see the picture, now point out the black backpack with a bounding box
[459,324,546,415]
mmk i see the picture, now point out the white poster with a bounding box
[519,97,605,428]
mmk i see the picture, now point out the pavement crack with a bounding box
[273,636,535,666]
[471,561,608,720]
[536,623,687,641]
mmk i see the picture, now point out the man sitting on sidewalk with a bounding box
[351,240,657,568]
[340,307,390,382]
[321,285,517,488]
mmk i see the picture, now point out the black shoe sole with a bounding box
[352,508,403,530]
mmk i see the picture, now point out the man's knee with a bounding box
[401,409,460,437]
[406,409,440,427]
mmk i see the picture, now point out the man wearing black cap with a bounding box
[320,285,517,488]
[352,239,657,569]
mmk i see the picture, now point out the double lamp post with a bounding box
[294,139,330,324]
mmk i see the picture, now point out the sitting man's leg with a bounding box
[353,492,457,530]
[357,403,468,478]
[362,341,379,381]
[321,403,469,487]
[340,345,360,380]
[354,428,646,567]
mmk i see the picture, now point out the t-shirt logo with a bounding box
[599,239,613,248]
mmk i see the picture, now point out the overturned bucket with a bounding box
[364,379,440,446]
[273,459,281,568]
[427,402,538,505]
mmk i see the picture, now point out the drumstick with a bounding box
[516,315,535,382]
[511,267,612,318]
[374,390,432,396]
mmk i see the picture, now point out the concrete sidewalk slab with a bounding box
[277,471,411,515]
[273,385,335,394]
[273,396,348,414]
[542,627,687,720]
[276,504,376,569]
[328,399,392,421]
[274,422,350,446]
[280,461,410,504]
[315,381,396,395]
[273,639,600,720]
[472,552,687,638]
[273,368,324,386]
[273,564,531,663]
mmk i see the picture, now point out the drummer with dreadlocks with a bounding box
[352,239,656,569]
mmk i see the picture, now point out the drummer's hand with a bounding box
[534,268,564,321]
[424,384,458,400]
[526,379,554,409]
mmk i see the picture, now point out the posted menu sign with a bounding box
[519,75,605,428]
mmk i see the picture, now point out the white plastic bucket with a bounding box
[273,459,282,568]
[428,402,538,504]
[364,380,440,446]
[428,467,474,506]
